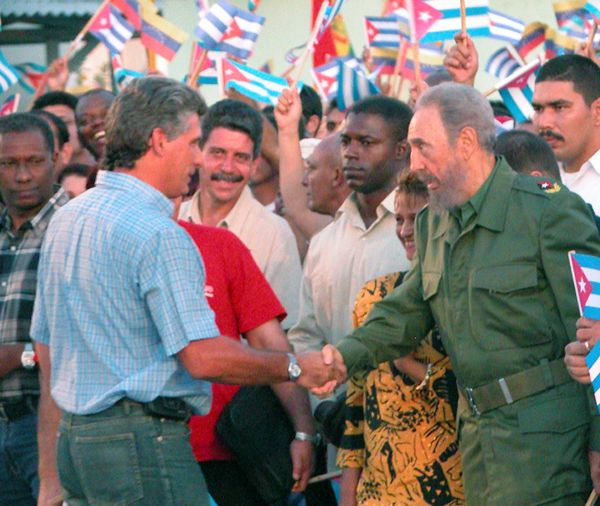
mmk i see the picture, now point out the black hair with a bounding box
[0,112,54,155]
[57,163,92,184]
[32,91,78,111]
[349,95,413,142]
[536,54,600,106]
[495,129,560,180]
[31,109,69,148]
[200,99,263,159]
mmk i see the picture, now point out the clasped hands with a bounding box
[296,344,347,396]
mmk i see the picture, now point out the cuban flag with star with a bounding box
[569,251,600,319]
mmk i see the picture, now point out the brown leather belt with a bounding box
[458,359,572,416]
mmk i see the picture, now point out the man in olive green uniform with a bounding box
[318,83,600,505]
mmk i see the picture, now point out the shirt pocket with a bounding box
[469,263,552,350]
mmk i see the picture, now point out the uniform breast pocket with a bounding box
[469,263,552,350]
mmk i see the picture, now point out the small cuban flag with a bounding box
[570,252,600,411]
[569,251,600,320]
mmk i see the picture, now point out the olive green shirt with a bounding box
[337,156,600,447]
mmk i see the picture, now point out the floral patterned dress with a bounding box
[337,272,464,505]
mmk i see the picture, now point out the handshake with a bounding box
[295,344,348,396]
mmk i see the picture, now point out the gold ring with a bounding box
[585,341,591,352]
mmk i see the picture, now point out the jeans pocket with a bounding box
[73,432,144,506]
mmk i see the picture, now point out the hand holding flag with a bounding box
[444,32,479,86]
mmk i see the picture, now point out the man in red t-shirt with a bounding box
[179,221,316,506]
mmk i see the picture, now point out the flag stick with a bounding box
[483,55,543,97]
[12,94,21,114]
[587,22,598,52]
[506,44,526,66]
[396,75,405,99]
[31,0,111,99]
[64,0,112,61]
[460,0,467,34]
[187,49,208,88]
[307,470,343,484]
[391,39,409,97]
[412,41,422,87]
[585,489,597,506]
[146,0,158,72]
[290,0,329,89]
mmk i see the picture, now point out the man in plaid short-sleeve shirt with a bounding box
[0,113,68,505]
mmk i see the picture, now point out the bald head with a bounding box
[303,132,349,216]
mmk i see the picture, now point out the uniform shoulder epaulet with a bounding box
[513,174,563,198]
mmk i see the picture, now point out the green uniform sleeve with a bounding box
[540,189,600,450]
[337,257,434,378]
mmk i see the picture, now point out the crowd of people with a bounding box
[0,27,600,506]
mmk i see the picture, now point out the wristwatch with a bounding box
[287,352,302,382]
[21,343,36,370]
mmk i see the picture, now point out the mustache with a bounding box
[211,172,244,183]
[539,130,565,142]
[413,169,438,186]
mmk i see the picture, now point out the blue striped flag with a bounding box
[0,50,19,93]
[419,0,491,43]
[311,56,360,100]
[336,60,380,111]
[485,47,521,79]
[219,58,297,105]
[90,4,135,55]
[586,341,600,411]
[318,0,346,39]
[364,15,405,48]
[497,63,540,124]
[569,252,600,320]
[195,0,265,61]
[586,0,600,23]
[111,55,144,91]
[112,0,143,31]
[488,9,525,44]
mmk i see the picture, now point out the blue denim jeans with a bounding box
[57,400,209,506]
[0,410,39,506]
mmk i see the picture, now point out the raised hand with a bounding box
[47,57,69,91]
[444,32,478,87]
[275,87,302,134]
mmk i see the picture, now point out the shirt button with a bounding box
[1,282,6,287]
[157,436,163,442]
[9,246,16,251]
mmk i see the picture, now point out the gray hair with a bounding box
[104,77,207,170]
[416,82,496,152]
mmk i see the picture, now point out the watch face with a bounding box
[289,362,302,381]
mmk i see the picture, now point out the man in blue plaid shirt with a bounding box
[0,113,69,505]
[31,77,346,506]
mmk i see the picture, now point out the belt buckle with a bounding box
[464,387,481,416]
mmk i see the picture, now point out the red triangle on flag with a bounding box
[571,254,593,311]
[365,19,380,45]
[222,59,248,85]
[90,4,112,31]
[410,0,442,42]
[222,18,243,42]
[316,72,336,94]
[383,0,405,15]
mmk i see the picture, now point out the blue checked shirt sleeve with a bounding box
[30,246,50,346]
[138,227,219,356]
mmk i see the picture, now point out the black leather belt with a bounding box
[0,395,39,421]
[458,358,572,416]
[116,397,191,422]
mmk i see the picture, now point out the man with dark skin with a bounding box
[0,113,69,505]
[75,89,115,161]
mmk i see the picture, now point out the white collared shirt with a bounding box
[560,149,600,215]
[179,187,302,328]
[288,190,411,353]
